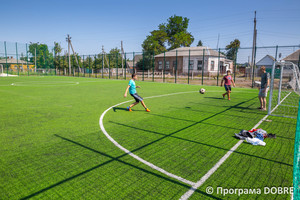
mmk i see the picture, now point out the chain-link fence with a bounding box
[1,41,299,88]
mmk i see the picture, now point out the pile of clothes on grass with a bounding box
[235,128,276,146]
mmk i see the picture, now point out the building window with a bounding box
[210,61,215,71]
[197,60,203,70]
[166,61,170,69]
[158,61,162,69]
[189,60,194,70]
[173,61,177,68]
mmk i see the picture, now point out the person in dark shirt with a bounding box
[258,66,270,111]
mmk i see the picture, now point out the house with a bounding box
[0,57,34,72]
[283,49,300,65]
[154,46,233,75]
[256,55,275,69]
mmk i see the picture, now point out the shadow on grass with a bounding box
[113,107,128,112]
[20,134,222,200]
[204,97,224,100]
[113,106,145,112]
[110,121,292,168]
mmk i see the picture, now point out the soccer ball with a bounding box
[199,88,206,94]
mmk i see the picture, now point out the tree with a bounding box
[197,40,203,46]
[53,42,62,71]
[107,48,122,69]
[136,52,154,70]
[225,39,240,61]
[142,15,194,54]
[28,43,53,69]
[54,42,62,56]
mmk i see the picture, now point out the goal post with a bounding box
[268,61,300,119]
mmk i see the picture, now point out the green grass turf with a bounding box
[0,76,296,199]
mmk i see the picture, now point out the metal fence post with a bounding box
[62,56,65,76]
[95,54,97,78]
[59,55,61,76]
[72,55,75,77]
[251,46,257,88]
[108,54,111,79]
[202,49,205,85]
[217,48,220,86]
[163,51,166,82]
[15,42,19,76]
[133,52,135,74]
[124,52,127,80]
[102,53,104,78]
[53,48,56,76]
[4,41,8,76]
[142,51,145,81]
[188,49,190,84]
[26,43,29,76]
[152,51,155,82]
[175,50,178,83]
[234,47,238,82]
[116,52,118,80]
[88,55,91,78]
[267,45,278,115]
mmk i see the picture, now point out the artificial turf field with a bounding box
[0,76,296,200]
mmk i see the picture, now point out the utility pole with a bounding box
[66,34,80,75]
[66,34,71,75]
[251,11,257,87]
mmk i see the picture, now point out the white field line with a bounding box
[180,91,292,200]
[10,81,79,86]
[99,91,198,186]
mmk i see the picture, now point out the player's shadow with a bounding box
[203,96,224,100]
[113,107,128,112]
[113,107,144,112]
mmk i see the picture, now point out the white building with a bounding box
[154,46,233,75]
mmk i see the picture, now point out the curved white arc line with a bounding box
[99,91,198,186]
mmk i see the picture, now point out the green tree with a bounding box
[225,39,240,61]
[28,43,53,69]
[197,40,203,46]
[136,52,154,70]
[54,42,62,56]
[142,15,194,54]
[107,48,122,68]
[53,42,62,70]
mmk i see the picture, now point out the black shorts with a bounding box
[130,93,143,102]
[224,85,231,91]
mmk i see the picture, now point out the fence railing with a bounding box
[1,41,299,88]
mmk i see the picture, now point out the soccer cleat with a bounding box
[228,98,231,101]
[145,108,150,112]
[222,94,225,99]
[127,107,132,112]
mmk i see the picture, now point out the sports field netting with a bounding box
[0,76,296,199]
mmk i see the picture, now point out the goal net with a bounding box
[268,61,300,119]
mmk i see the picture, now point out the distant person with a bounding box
[124,73,150,112]
[258,66,270,111]
[221,70,236,100]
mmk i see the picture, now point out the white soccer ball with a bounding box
[199,88,206,94]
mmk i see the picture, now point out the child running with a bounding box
[124,73,150,112]
[220,70,236,100]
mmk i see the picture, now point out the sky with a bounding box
[0,0,299,55]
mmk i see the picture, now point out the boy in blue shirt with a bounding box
[124,73,150,112]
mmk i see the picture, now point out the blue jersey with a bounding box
[128,79,136,94]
